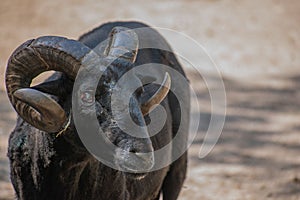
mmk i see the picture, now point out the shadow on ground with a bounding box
[185,71,300,199]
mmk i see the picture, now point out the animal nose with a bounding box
[128,138,154,153]
[117,138,155,173]
[122,151,155,172]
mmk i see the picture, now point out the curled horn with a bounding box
[105,27,171,115]
[105,27,139,63]
[6,36,91,132]
[140,73,171,115]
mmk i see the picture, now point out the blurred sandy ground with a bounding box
[0,0,300,199]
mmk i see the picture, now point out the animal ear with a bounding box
[105,27,139,63]
[31,75,73,98]
[139,73,171,115]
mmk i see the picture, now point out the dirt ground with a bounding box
[0,0,299,199]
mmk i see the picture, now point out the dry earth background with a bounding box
[0,0,300,199]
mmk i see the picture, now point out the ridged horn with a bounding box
[105,27,139,63]
[6,36,91,132]
[140,73,171,115]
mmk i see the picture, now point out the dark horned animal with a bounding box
[6,21,190,200]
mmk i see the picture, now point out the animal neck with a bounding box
[47,133,129,200]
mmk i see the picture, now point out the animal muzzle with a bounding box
[115,137,155,173]
[120,151,155,173]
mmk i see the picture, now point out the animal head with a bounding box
[5,27,171,173]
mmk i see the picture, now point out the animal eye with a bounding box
[80,90,95,105]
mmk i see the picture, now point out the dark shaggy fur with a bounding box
[8,21,189,200]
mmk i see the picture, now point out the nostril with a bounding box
[128,148,138,154]
[126,139,154,154]
[128,145,154,154]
